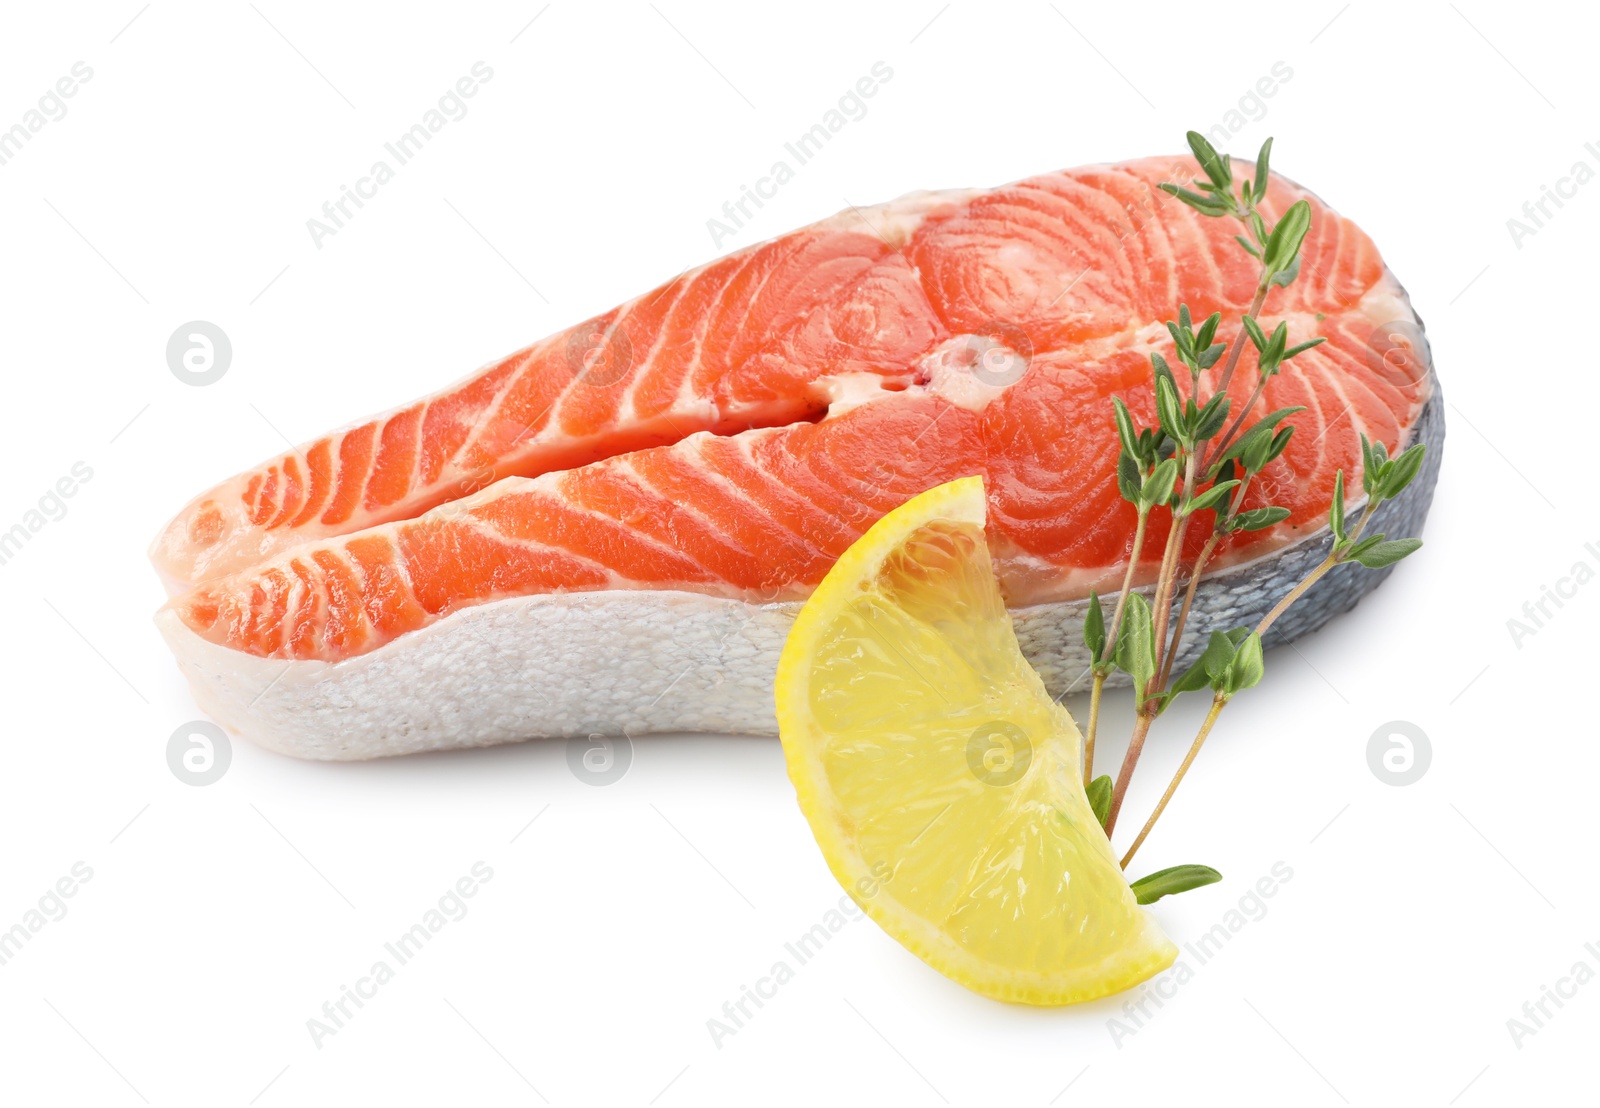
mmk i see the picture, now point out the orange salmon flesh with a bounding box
[153,156,1430,664]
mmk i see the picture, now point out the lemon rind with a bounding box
[775,475,1179,1006]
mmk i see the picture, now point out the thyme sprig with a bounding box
[1080,131,1429,887]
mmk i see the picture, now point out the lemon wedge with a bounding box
[775,475,1177,1005]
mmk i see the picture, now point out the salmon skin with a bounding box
[153,155,1441,760]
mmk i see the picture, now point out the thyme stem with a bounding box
[1146,452,1199,691]
[1083,508,1149,785]
[1156,531,1221,692]
[1155,476,1251,691]
[1209,372,1271,472]
[1083,671,1105,788]
[1254,562,1329,640]
[1122,481,1390,858]
[1142,460,1199,697]
[1105,457,1193,832]
[1103,707,1152,837]
[1199,285,1269,473]
[1255,495,1377,639]
[1121,694,1226,869]
[1102,510,1151,659]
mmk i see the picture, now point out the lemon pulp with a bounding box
[775,476,1177,1005]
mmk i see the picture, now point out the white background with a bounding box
[0,2,1594,1105]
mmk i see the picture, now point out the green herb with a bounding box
[1078,397,1168,785]
[1113,590,1157,694]
[1099,131,1325,838]
[1080,131,1430,888]
[1252,435,1427,639]
[1130,864,1223,904]
[1087,775,1114,830]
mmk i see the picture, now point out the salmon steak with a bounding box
[152,155,1442,760]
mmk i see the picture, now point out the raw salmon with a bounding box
[153,155,1441,759]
